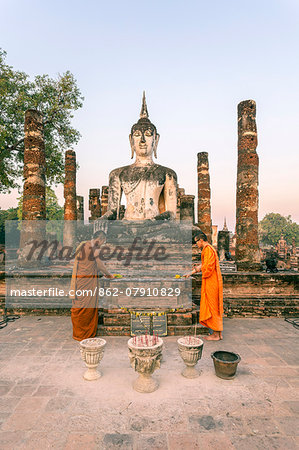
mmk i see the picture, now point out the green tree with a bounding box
[17,187,63,220]
[259,213,299,246]
[0,49,84,192]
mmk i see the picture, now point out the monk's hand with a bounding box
[194,264,202,272]
[183,273,191,278]
[104,273,115,279]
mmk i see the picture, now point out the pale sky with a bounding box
[1,0,298,230]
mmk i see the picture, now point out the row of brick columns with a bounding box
[20,100,262,271]
[196,100,261,271]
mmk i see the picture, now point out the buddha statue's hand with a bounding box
[96,216,109,233]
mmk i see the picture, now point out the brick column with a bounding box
[63,150,77,246]
[197,152,212,242]
[180,194,195,222]
[217,230,230,261]
[236,100,262,271]
[119,205,126,220]
[19,110,46,263]
[101,186,109,216]
[89,189,101,221]
[76,195,84,221]
[176,186,185,221]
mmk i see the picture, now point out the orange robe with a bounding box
[70,242,99,341]
[199,244,223,331]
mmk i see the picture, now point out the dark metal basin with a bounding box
[211,350,241,379]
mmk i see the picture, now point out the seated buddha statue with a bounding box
[98,92,177,223]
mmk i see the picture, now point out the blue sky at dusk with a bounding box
[1,0,298,228]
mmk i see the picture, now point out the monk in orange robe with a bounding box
[184,231,223,340]
[70,231,114,341]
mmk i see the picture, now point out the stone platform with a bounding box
[0,317,298,449]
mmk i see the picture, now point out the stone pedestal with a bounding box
[236,100,262,271]
[197,152,212,243]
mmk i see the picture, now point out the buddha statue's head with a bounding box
[129,92,160,159]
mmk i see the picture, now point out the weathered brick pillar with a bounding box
[22,110,46,221]
[101,186,109,216]
[218,230,230,261]
[180,194,195,222]
[19,110,46,263]
[76,196,84,221]
[236,100,262,271]
[197,152,212,242]
[89,189,101,221]
[290,237,298,270]
[63,150,77,247]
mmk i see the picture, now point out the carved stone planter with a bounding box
[79,338,106,381]
[128,335,163,393]
[177,336,204,378]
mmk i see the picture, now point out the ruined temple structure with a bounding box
[100,186,109,216]
[63,150,77,246]
[197,152,212,243]
[290,238,298,270]
[76,196,84,221]
[19,110,46,259]
[217,219,230,261]
[89,189,101,221]
[235,100,262,271]
[276,234,288,260]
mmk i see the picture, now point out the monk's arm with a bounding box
[201,247,216,278]
[95,257,113,277]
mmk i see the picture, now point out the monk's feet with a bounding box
[203,332,222,341]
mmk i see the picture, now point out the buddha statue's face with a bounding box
[129,120,160,160]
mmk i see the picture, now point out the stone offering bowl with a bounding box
[211,350,241,380]
[79,337,106,381]
[128,336,163,393]
[177,336,204,378]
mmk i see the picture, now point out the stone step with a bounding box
[97,324,208,336]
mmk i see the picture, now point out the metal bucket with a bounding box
[211,351,241,380]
